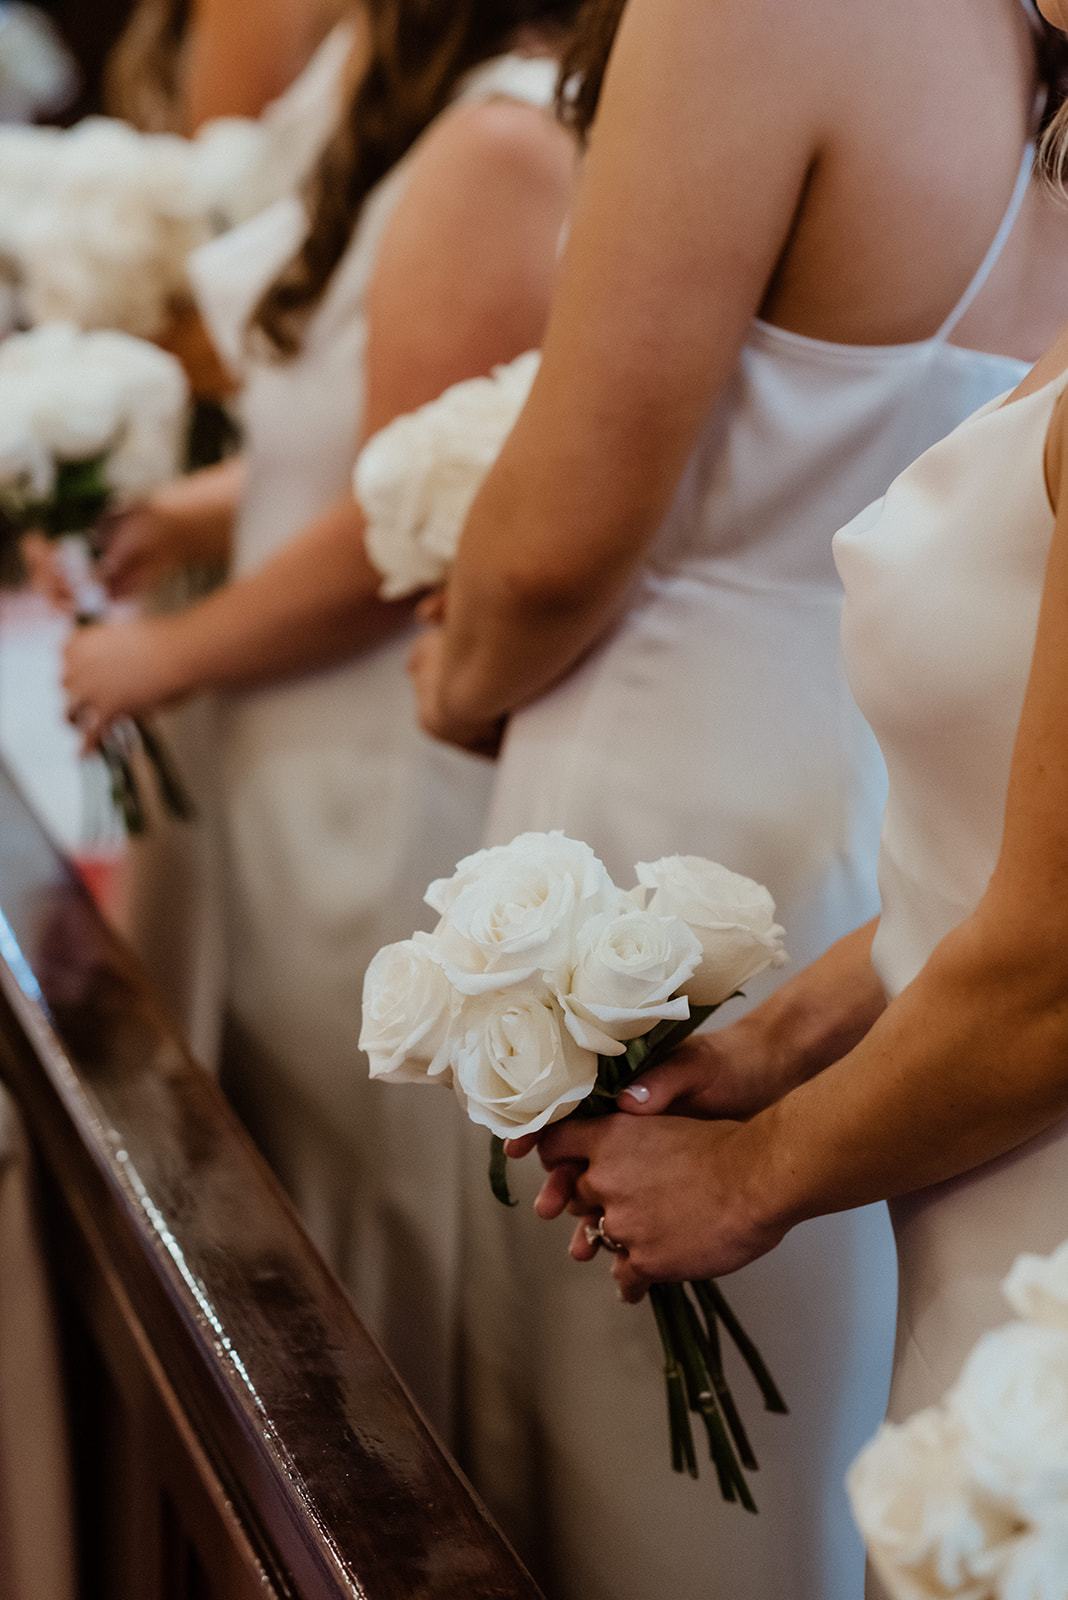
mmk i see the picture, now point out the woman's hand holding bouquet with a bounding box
[0,323,195,832]
[361,830,791,1508]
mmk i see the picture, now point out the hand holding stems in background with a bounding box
[21,456,243,613]
[64,613,196,745]
[60,491,424,744]
[506,919,888,1301]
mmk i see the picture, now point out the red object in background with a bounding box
[72,849,125,915]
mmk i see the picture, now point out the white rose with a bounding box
[0,324,187,500]
[358,415,447,598]
[450,984,597,1138]
[427,831,622,996]
[1003,1242,1068,1331]
[562,909,700,1055]
[847,1408,1017,1600]
[359,934,454,1085]
[190,116,277,227]
[356,350,540,599]
[633,855,787,1005]
[950,1322,1068,1521]
[0,411,52,497]
[991,1520,1068,1600]
[31,367,120,459]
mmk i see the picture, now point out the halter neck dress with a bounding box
[835,366,1068,1465]
[463,146,1037,1600]
[189,53,558,1437]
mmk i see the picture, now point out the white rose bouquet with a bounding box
[354,350,540,598]
[361,831,790,1507]
[0,108,320,340]
[849,1239,1068,1599]
[0,322,193,833]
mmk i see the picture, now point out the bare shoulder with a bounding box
[406,90,576,209]
[362,85,575,434]
[369,85,576,305]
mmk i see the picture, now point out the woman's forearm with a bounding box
[752,919,886,1087]
[156,456,244,566]
[746,909,1068,1241]
[165,498,413,696]
[437,383,696,726]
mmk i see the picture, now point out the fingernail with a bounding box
[622,1084,650,1103]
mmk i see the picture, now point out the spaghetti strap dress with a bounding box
[454,146,1037,1600]
[835,364,1068,1600]
[190,53,558,1437]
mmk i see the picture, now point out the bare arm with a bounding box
[62,96,576,722]
[411,0,828,746]
[99,457,243,596]
[517,916,885,1219]
[182,0,343,132]
[73,498,404,714]
[21,458,242,612]
[620,918,886,1119]
[535,382,1068,1299]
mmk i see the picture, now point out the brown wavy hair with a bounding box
[554,0,623,140]
[104,0,191,133]
[253,0,581,358]
[1036,11,1068,184]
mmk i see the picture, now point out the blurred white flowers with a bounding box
[0,4,77,125]
[1003,1242,1068,1331]
[850,1240,1068,1600]
[848,1409,1017,1600]
[361,830,786,1139]
[355,349,541,598]
[0,322,188,509]
[951,1324,1068,1523]
[0,88,342,337]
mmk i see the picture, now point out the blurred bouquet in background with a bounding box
[0,101,335,339]
[362,831,790,1509]
[0,4,77,126]
[849,1240,1068,1600]
[356,349,540,598]
[0,322,193,833]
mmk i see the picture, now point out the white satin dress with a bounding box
[190,54,557,1436]
[459,159,1037,1600]
[119,20,357,1069]
[836,370,1068,1467]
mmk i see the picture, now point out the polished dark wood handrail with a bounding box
[0,757,543,1600]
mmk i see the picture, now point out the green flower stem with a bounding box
[650,1284,698,1479]
[663,1283,735,1502]
[688,1289,758,1472]
[693,1279,788,1415]
[483,994,787,1507]
[489,1134,517,1207]
[98,738,145,835]
[134,715,196,821]
[662,1282,756,1508]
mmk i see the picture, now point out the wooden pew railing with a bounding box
[0,758,543,1600]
